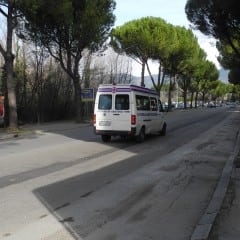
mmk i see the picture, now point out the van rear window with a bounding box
[98,94,112,110]
[115,94,129,110]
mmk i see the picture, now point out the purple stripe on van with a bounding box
[130,85,158,95]
[116,88,131,92]
[98,85,158,95]
[98,87,131,93]
[98,88,112,92]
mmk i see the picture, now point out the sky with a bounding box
[113,0,220,76]
[114,0,189,27]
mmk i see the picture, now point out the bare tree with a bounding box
[93,48,133,85]
[0,0,20,129]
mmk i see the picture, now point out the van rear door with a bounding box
[112,94,131,131]
[96,93,113,131]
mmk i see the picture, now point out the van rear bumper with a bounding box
[94,127,136,136]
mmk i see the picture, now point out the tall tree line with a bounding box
[110,17,220,110]
[0,0,116,128]
[0,1,239,128]
[185,0,240,85]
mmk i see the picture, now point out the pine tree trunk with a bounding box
[140,62,145,87]
[73,79,83,123]
[6,1,18,129]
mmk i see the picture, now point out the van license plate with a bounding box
[99,121,111,126]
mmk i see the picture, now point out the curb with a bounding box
[0,133,19,141]
[191,129,240,240]
[0,122,92,141]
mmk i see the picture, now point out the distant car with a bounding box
[228,103,236,108]
[176,102,184,109]
[207,102,216,108]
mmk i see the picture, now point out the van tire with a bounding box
[136,127,145,143]
[159,123,167,136]
[101,135,111,142]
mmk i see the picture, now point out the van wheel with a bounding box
[159,123,167,136]
[136,127,145,143]
[101,135,111,142]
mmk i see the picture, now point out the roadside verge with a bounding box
[191,128,240,240]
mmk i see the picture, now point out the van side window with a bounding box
[150,97,157,111]
[98,94,112,110]
[115,94,129,110]
[136,95,150,111]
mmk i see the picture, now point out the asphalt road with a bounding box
[0,107,239,240]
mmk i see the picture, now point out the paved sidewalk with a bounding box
[0,120,92,141]
[209,143,240,240]
[191,127,240,240]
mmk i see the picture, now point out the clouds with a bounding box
[198,34,220,69]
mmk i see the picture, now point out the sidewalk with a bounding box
[208,141,240,240]
[0,120,92,141]
[190,127,240,240]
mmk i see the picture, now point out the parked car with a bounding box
[207,102,216,108]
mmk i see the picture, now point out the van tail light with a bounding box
[93,114,96,125]
[131,115,136,125]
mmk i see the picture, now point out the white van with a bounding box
[93,84,166,142]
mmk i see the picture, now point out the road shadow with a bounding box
[32,148,162,239]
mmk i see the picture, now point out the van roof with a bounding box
[98,84,159,96]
